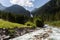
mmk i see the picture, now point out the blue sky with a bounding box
[0,0,50,11]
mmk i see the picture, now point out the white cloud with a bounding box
[10,0,35,7]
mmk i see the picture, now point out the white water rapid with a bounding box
[10,25,60,40]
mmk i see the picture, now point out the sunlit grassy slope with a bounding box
[45,21,60,27]
[0,19,33,28]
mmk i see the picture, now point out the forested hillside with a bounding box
[0,11,30,24]
[0,4,32,24]
[32,0,60,21]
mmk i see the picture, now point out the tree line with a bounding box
[0,11,30,24]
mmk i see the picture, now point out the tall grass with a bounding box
[0,19,33,28]
[45,21,60,27]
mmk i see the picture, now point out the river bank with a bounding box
[45,21,60,28]
[0,27,41,40]
[11,25,60,40]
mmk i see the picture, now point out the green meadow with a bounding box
[0,19,35,28]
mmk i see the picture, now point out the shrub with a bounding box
[36,20,44,27]
[25,21,36,28]
[34,16,44,28]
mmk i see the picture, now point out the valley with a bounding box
[0,0,60,40]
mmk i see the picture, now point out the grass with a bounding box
[45,21,60,27]
[25,21,36,28]
[0,19,34,28]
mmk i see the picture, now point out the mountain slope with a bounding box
[32,0,60,21]
[4,5,30,17]
[0,4,6,10]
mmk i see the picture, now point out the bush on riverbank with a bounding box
[25,21,36,28]
[33,16,44,27]
[36,20,44,27]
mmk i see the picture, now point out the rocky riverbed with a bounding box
[10,25,60,40]
[0,27,37,40]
